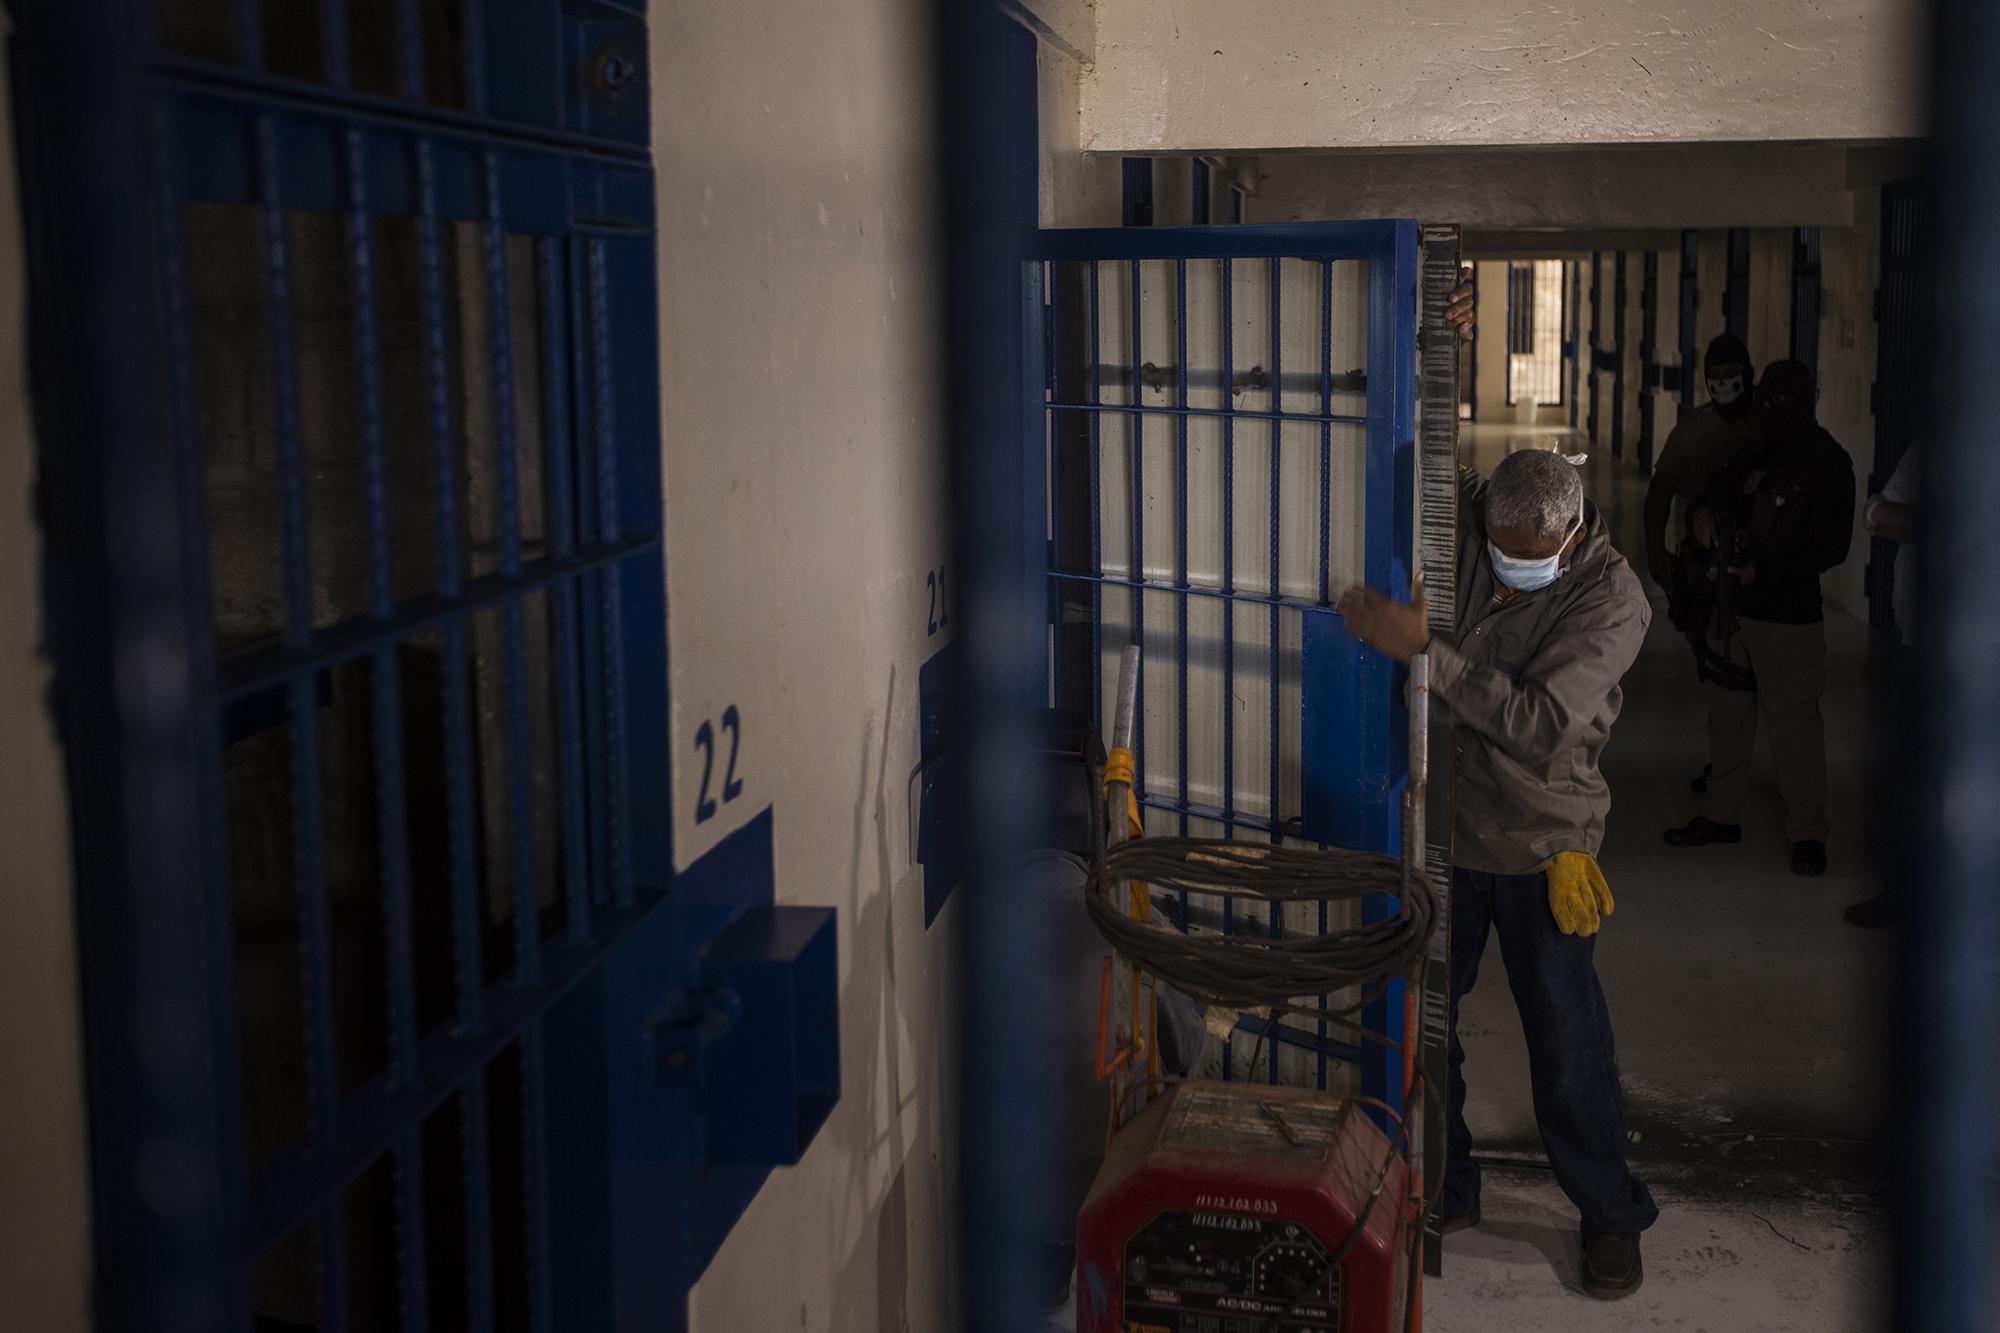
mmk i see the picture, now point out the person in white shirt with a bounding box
[1845,445,1917,928]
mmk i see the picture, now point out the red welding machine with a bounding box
[1076,1081,1411,1333]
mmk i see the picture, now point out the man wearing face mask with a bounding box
[1339,448,1656,1299]
[1644,336,1762,792]
[1663,361,1855,875]
[1644,334,1759,597]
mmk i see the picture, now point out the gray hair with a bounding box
[1485,448,1584,540]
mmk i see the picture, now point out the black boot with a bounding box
[1663,815,1742,847]
[1690,763,1712,794]
[1440,1201,1481,1235]
[1791,840,1828,877]
[1844,893,1899,928]
[1581,1231,1643,1299]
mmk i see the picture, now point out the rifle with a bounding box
[1668,522,1757,694]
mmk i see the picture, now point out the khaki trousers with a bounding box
[1698,616,1829,840]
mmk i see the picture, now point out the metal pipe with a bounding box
[1405,652,1430,890]
[940,7,1054,1327]
[1110,643,1142,757]
[1105,640,1142,939]
[1097,362,1367,397]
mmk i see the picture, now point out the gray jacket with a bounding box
[1430,470,1651,875]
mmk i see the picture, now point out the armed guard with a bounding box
[1662,360,1856,875]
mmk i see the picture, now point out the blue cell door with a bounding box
[1029,220,1459,1178]
[12,4,830,1330]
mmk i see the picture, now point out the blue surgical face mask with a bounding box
[1488,503,1584,592]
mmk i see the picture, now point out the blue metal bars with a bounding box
[1725,227,1751,344]
[1587,251,1602,442]
[1569,260,1583,427]
[1612,249,1628,460]
[1639,250,1659,474]
[21,1,671,1328]
[1031,223,1421,1099]
[1790,226,1822,377]
[1265,255,1283,1085]
[1678,231,1699,411]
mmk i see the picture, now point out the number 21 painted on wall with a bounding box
[927,566,949,636]
[694,706,744,824]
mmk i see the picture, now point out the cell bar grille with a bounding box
[1036,223,1420,1097]
[20,1,672,1324]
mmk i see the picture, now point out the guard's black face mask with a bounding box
[1756,391,1813,435]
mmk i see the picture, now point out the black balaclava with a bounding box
[1704,333,1755,422]
[1755,359,1818,439]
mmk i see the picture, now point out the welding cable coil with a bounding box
[1084,836,1436,1027]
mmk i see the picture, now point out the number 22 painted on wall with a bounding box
[693,705,744,824]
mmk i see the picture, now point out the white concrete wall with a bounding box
[1012,0,1094,64]
[1041,43,1123,229]
[1085,0,1926,153]
[1466,260,1571,428]
[0,25,93,1332]
[654,0,960,1327]
[1696,230,1728,362]
[1472,261,1509,420]
[1746,229,1794,372]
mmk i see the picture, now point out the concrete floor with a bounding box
[1425,424,1890,1331]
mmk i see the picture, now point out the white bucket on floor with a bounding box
[1514,392,1540,425]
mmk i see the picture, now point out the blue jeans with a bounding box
[1444,866,1658,1237]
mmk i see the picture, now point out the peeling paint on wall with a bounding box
[1084,0,1924,153]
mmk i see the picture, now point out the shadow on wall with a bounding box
[818,664,934,1333]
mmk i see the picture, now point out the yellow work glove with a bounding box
[1545,851,1615,937]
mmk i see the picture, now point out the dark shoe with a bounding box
[1663,816,1742,847]
[1844,893,1899,928]
[1791,840,1828,877]
[1581,1231,1643,1299]
[1690,764,1712,794]
[1440,1202,1481,1234]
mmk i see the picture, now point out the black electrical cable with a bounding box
[1085,835,1436,1047]
[1084,814,1437,1328]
